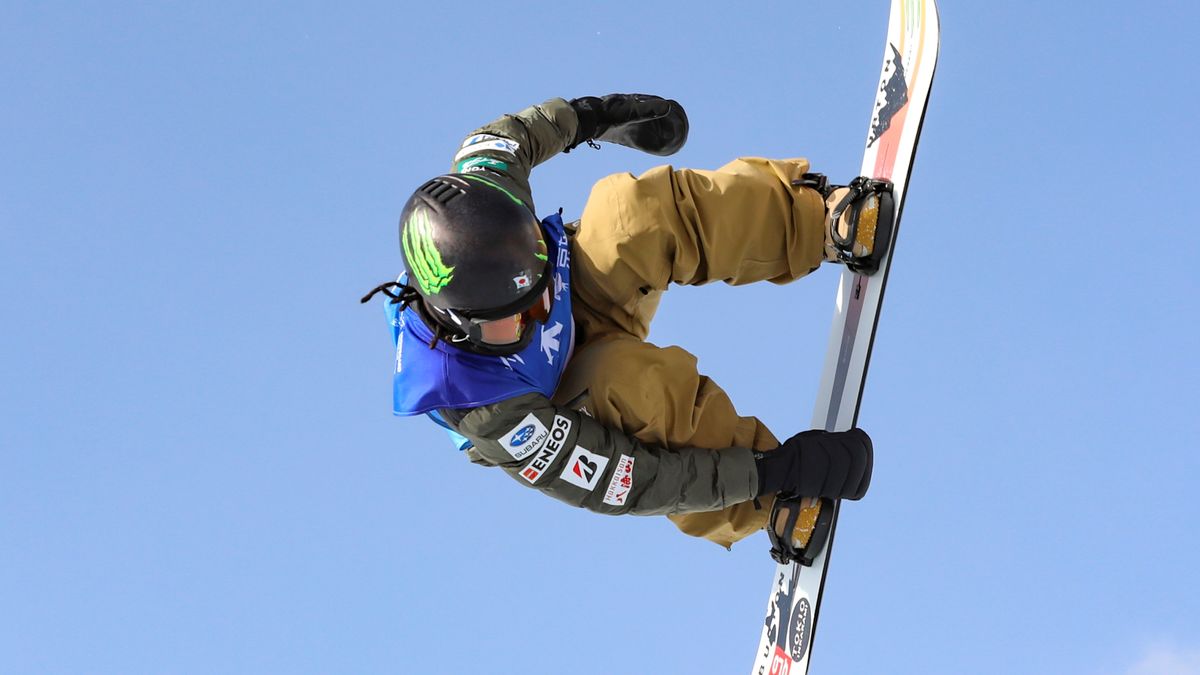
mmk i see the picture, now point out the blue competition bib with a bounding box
[386,213,575,450]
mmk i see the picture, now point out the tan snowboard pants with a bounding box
[553,157,828,549]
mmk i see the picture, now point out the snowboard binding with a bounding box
[795,173,896,276]
[767,495,837,567]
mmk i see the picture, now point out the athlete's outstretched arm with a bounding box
[448,98,579,212]
[440,393,759,516]
[441,393,873,516]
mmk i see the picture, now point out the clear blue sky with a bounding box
[3,2,1198,673]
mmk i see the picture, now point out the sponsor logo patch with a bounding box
[520,415,573,484]
[453,136,520,163]
[559,446,608,492]
[602,454,634,506]
[460,133,505,148]
[511,426,535,445]
[455,155,509,173]
[502,413,549,461]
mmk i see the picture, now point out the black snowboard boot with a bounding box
[796,173,896,275]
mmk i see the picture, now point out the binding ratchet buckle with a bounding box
[827,176,893,263]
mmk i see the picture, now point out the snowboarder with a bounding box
[364,95,890,549]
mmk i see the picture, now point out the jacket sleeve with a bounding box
[449,98,579,212]
[439,393,760,516]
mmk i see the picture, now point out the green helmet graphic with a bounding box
[401,208,455,295]
[398,174,550,327]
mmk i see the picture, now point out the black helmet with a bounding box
[399,173,552,354]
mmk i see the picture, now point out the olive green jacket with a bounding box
[435,98,759,516]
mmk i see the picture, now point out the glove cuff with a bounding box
[753,446,797,496]
[567,96,603,151]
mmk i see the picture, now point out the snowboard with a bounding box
[750,1,940,673]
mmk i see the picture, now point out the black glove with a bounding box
[568,94,689,156]
[754,428,873,500]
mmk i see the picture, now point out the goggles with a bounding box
[471,288,552,346]
[438,264,554,348]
